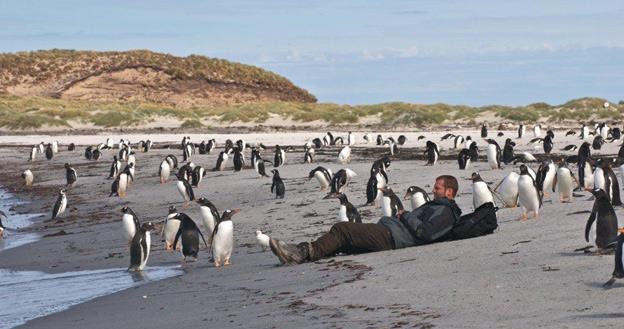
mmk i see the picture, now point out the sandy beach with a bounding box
[1,128,623,328]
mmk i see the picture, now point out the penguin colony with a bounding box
[8,124,624,287]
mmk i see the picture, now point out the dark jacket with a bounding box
[378,197,462,249]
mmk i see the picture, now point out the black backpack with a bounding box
[450,202,498,240]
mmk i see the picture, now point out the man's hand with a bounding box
[396,209,406,219]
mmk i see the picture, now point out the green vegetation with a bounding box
[0,95,620,130]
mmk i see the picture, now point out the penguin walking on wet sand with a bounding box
[176,173,195,206]
[214,151,229,171]
[334,193,361,223]
[173,213,208,262]
[122,163,135,185]
[233,148,245,171]
[552,161,578,203]
[604,228,624,288]
[109,156,121,179]
[128,222,155,272]
[517,164,542,220]
[121,206,141,245]
[485,139,502,169]
[22,169,33,187]
[271,169,286,199]
[29,146,37,162]
[471,173,494,209]
[117,172,130,197]
[274,145,285,167]
[256,230,270,251]
[51,189,67,219]
[379,187,404,218]
[195,197,220,245]
[585,188,619,251]
[425,141,439,166]
[65,163,77,187]
[211,209,240,267]
[159,159,171,184]
[326,168,357,197]
[161,206,180,251]
[309,166,333,191]
[404,186,430,210]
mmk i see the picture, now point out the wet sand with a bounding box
[1,129,623,328]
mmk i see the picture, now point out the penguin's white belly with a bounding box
[556,169,574,199]
[140,232,151,270]
[314,172,329,189]
[160,162,170,181]
[487,145,498,169]
[213,222,234,261]
[376,173,386,188]
[582,127,589,139]
[199,207,216,242]
[118,174,128,193]
[533,127,540,137]
[410,193,427,210]
[338,205,349,222]
[164,219,180,246]
[518,176,539,211]
[433,151,438,164]
[176,181,189,201]
[473,182,493,209]
[583,163,594,189]
[594,168,605,191]
[122,214,136,241]
[601,127,609,139]
[381,197,392,217]
[59,197,67,215]
[619,165,624,192]
[497,172,519,207]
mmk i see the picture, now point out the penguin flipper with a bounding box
[141,234,148,261]
[585,211,597,242]
[173,229,182,250]
[197,227,209,248]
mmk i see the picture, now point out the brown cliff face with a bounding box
[0,50,316,107]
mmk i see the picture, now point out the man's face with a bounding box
[432,179,450,199]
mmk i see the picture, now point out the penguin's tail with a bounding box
[604,276,617,288]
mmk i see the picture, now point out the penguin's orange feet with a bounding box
[518,213,529,221]
[214,261,221,268]
[224,259,231,266]
[165,243,172,251]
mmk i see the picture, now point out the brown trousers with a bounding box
[310,222,394,261]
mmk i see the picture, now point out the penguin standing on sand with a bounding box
[304,146,315,163]
[274,145,285,167]
[468,141,479,162]
[379,187,404,217]
[502,139,515,164]
[173,213,208,262]
[518,124,525,139]
[535,160,556,196]
[159,159,171,184]
[471,173,494,209]
[457,148,471,170]
[481,124,488,138]
[161,206,180,251]
[0,211,5,238]
[51,189,67,219]
[326,168,357,196]
[195,198,220,244]
[517,164,542,220]
[211,209,240,267]
[348,132,355,146]
[366,167,381,205]
[309,166,333,191]
[577,142,592,191]
[253,150,271,178]
[128,222,155,272]
[543,134,554,154]
[425,141,439,166]
[166,154,179,170]
[175,173,195,206]
[22,170,33,187]
[65,163,77,187]
[335,193,361,223]
[233,148,245,171]
[604,228,624,288]
[338,146,352,164]
[552,161,577,203]
[581,124,589,140]
[404,186,430,210]
[117,173,130,197]
[121,206,141,245]
[593,135,605,150]
[109,156,121,179]
[191,166,205,187]
[533,124,541,138]
[594,159,623,206]
[45,143,53,160]
[453,135,464,149]
[585,188,619,251]
[493,171,520,208]
[214,151,229,171]
[485,139,502,169]
[271,169,286,199]
[29,146,37,162]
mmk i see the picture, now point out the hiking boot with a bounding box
[269,238,310,265]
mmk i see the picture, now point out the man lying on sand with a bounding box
[270,175,470,265]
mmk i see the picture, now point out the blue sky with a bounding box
[1,0,623,106]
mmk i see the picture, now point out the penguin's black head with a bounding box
[168,206,177,214]
[379,187,394,196]
[121,206,129,213]
[466,136,472,141]
[589,188,608,200]
[519,165,529,175]
[64,163,70,168]
[142,222,155,231]
[471,172,482,182]
[59,189,66,195]
[194,197,210,207]
[271,169,280,176]
[404,186,418,200]
[220,208,241,221]
[336,193,348,203]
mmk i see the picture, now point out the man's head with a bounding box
[433,175,458,199]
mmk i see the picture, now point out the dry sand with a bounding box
[1,128,623,328]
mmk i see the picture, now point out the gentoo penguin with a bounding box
[565,130,576,137]
[195,197,220,244]
[397,135,407,146]
[543,135,554,154]
[175,173,195,206]
[183,142,193,162]
[533,124,541,137]
[371,156,391,184]
[471,173,494,209]
[552,161,577,203]
[585,188,619,251]
[457,148,471,170]
[65,163,77,187]
[206,139,216,154]
[84,146,94,160]
[313,137,323,148]
[334,137,344,145]
[366,167,381,205]
[593,135,605,150]
[51,189,67,219]
[22,169,33,187]
[119,146,129,162]
[441,133,455,141]
[253,150,270,178]
[517,164,542,220]
[376,134,383,146]
[159,159,171,184]
[109,156,121,179]
[326,132,335,145]
[122,163,135,184]
[453,135,464,149]
[165,154,179,169]
[326,168,357,197]
[604,228,624,288]
[611,127,622,140]
[191,166,205,187]
[600,123,610,139]
[404,186,430,210]
[308,166,333,191]
[52,140,59,153]
[92,149,101,161]
[417,135,426,141]
[29,146,37,161]
[502,139,515,164]
[562,144,578,152]
[425,141,439,166]
[45,143,53,160]
[128,222,155,272]
[535,160,556,196]
[338,146,352,164]
[379,187,404,217]
[211,209,240,267]
[110,176,120,197]
[363,133,372,144]
[173,213,208,262]
[485,139,502,169]
[121,206,141,245]
[518,124,525,139]
[345,132,354,146]
[481,124,488,138]
[117,173,129,197]
[577,142,592,191]
[143,139,152,152]
[214,151,228,171]
[468,141,479,162]
[233,148,245,171]
[273,145,285,167]
[236,139,246,152]
[271,169,286,199]
[199,141,207,154]
[161,206,180,251]
[256,230,270,251]
[595,159,623,206]
[335,193,361,223]
[581,124,589,140]
[127,151,136,167]
[304,146,315,163]
[38,142,45,154]
[494,171,520,208]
